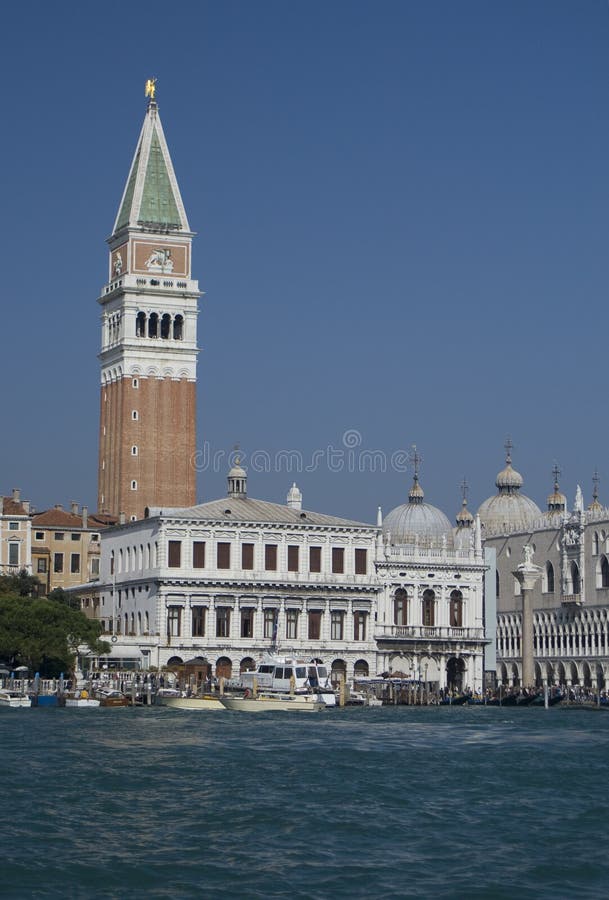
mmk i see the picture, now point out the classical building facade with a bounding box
[479,448,609,691]
[76,463,487,692]
[0,489,32,575]
[97,89,200,521]
[375,462,487,691]
[82,466,380,682]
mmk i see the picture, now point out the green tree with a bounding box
[0,570,41,597]
[0,593,110,676]
[47,587,80,610]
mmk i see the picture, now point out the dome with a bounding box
[544,465,566,518]
[383,473,454,550]
[477,444,541,535]
[455,498,474,527]
[495,463,523,491]
[227,455,247,499]
[228,462,246,479]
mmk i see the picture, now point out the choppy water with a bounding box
[2,705,608,899]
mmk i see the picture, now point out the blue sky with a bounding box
[1,0,609,523]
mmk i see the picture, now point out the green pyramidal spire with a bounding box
[113,98,190,235]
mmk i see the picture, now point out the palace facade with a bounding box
[479,448,609,691]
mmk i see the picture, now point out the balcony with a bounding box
[374,624,485,642]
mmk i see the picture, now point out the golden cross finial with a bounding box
[145,78,157,100]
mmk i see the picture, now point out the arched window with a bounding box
[422,589,435,627]
[131,480,138,491]
[132,445,138,456]
[137,612,142,634]
[571,561,581,595]
[545,562,555,594]
[132,377,139,389]
[173,314,184,340]
[148,312,158,338]
[161,313,171,339]
[602,556,609,588]
[144,612,150,633]
[132,410,139,421]
[496,569,500,598]
[450,590,463,627]
[136,312,146,337]
[393,588,408,626]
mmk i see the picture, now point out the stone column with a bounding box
[513,547,542,689]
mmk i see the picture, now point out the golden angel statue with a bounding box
[145,78,157,100]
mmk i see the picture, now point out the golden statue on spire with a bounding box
[145,78,157,100]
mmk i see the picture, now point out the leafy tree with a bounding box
[47,587,80,610]
[0,593,111,676]
[0,570,41,597]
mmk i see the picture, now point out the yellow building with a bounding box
[31,504,115,594]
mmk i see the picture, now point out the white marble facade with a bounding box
[78,466,487,693]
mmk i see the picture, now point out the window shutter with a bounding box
[168,540,182,568]
[193,541,206,568]
[241,543,254,569]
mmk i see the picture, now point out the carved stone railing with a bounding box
[374,625,484,641]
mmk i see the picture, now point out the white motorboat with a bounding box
[0,689,32,708]
[64,692,100,708]
[240,655,337,706]
[156,691,225,710]
[346,690,383,707]
[220,693,326,712]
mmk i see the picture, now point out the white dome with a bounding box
[383,476,454,549]
[478,447,541,535]
[477,493,542,535]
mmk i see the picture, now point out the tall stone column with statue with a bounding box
[513,544,542,688]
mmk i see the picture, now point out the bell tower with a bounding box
[97,81,200,520]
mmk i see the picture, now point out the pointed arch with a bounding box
[598,553,609,587]
[570,561,581,595]
[543,561,555,594]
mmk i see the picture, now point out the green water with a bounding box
[1,705,607,898]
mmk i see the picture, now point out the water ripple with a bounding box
[1,706,608,898]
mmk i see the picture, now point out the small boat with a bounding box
[220,693,326,712]
[346,690,383,707]
[0,689,32,708]
[240,655,337,706]
[440,694,469,706]
[96,689,130,708]
[156,692,225,710]
[64,691,100,708]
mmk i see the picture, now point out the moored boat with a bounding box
[156,692,225,710]
[220,693,326,712]
[64,690,100,708]
[96,689,130,708]
[0,689,32,708]
[240,655,337,706]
